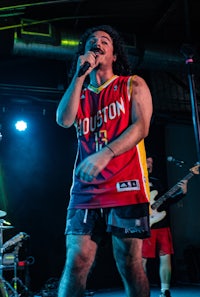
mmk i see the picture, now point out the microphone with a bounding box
[78,61,91,77]
[77,49,98,77]
[167,156,185,167]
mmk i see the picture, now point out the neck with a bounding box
[90,69,115,87]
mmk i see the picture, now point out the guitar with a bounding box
[150,163,200,227]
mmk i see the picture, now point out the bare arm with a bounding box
[56,51,98,128]
[76,75,153,181]
[56,75,85,128]
[106,75,153,156]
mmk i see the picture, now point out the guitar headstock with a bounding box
[190,163,200,175]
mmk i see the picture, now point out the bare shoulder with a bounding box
[130,75,151,97]
[132,74,148,87]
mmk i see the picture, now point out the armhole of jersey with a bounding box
[127,75,137,102]
[137,139,150,201]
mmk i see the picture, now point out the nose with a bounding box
[93,37,101,47]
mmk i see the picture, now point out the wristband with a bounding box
[106,145,115,157]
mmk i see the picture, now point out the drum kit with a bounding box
[0,209,29,297]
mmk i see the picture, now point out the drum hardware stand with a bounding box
[11,243,29,296]
[0,218,17,297]
[0,218,29,297]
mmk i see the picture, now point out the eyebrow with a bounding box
[89,34,112,42]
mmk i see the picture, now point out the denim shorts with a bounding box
[65,204,150,243]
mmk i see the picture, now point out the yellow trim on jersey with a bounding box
[137,139,150,201]
[88,75,118,94]
[127,75,138,101]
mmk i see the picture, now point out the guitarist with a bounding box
[142,155,188,297]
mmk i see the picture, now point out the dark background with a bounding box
[0,0,200,294]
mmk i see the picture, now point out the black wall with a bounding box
[0,109,76,291]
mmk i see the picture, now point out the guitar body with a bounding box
[148,163,200,227]
[150,190,166,227]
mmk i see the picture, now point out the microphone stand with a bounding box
[181,44,200,164]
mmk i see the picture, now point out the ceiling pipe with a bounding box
[13,39,200,72]
[13,40,76,60]
[0,0,82,13]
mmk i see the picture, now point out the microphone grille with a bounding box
[167,156,173,162]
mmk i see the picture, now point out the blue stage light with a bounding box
[15,120,27,131]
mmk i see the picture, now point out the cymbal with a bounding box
[0,210,6,218]
[0,225,13,229]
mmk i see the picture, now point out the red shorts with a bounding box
[142,227,174,258]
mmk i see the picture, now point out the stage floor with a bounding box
[84,284,200,297]
[31,282,200,297]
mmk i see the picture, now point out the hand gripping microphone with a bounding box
[77,49,98,77]
[78,61,91,77]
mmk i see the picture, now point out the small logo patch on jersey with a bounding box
[116,180,140,192]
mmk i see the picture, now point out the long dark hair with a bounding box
[68,25,132,83]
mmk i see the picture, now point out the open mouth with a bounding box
[92,48,104,55]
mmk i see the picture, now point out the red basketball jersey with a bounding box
[68,75,150,209]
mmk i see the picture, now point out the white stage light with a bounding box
[15,120,27,131]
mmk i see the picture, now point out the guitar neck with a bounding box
[152,171,193,210]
